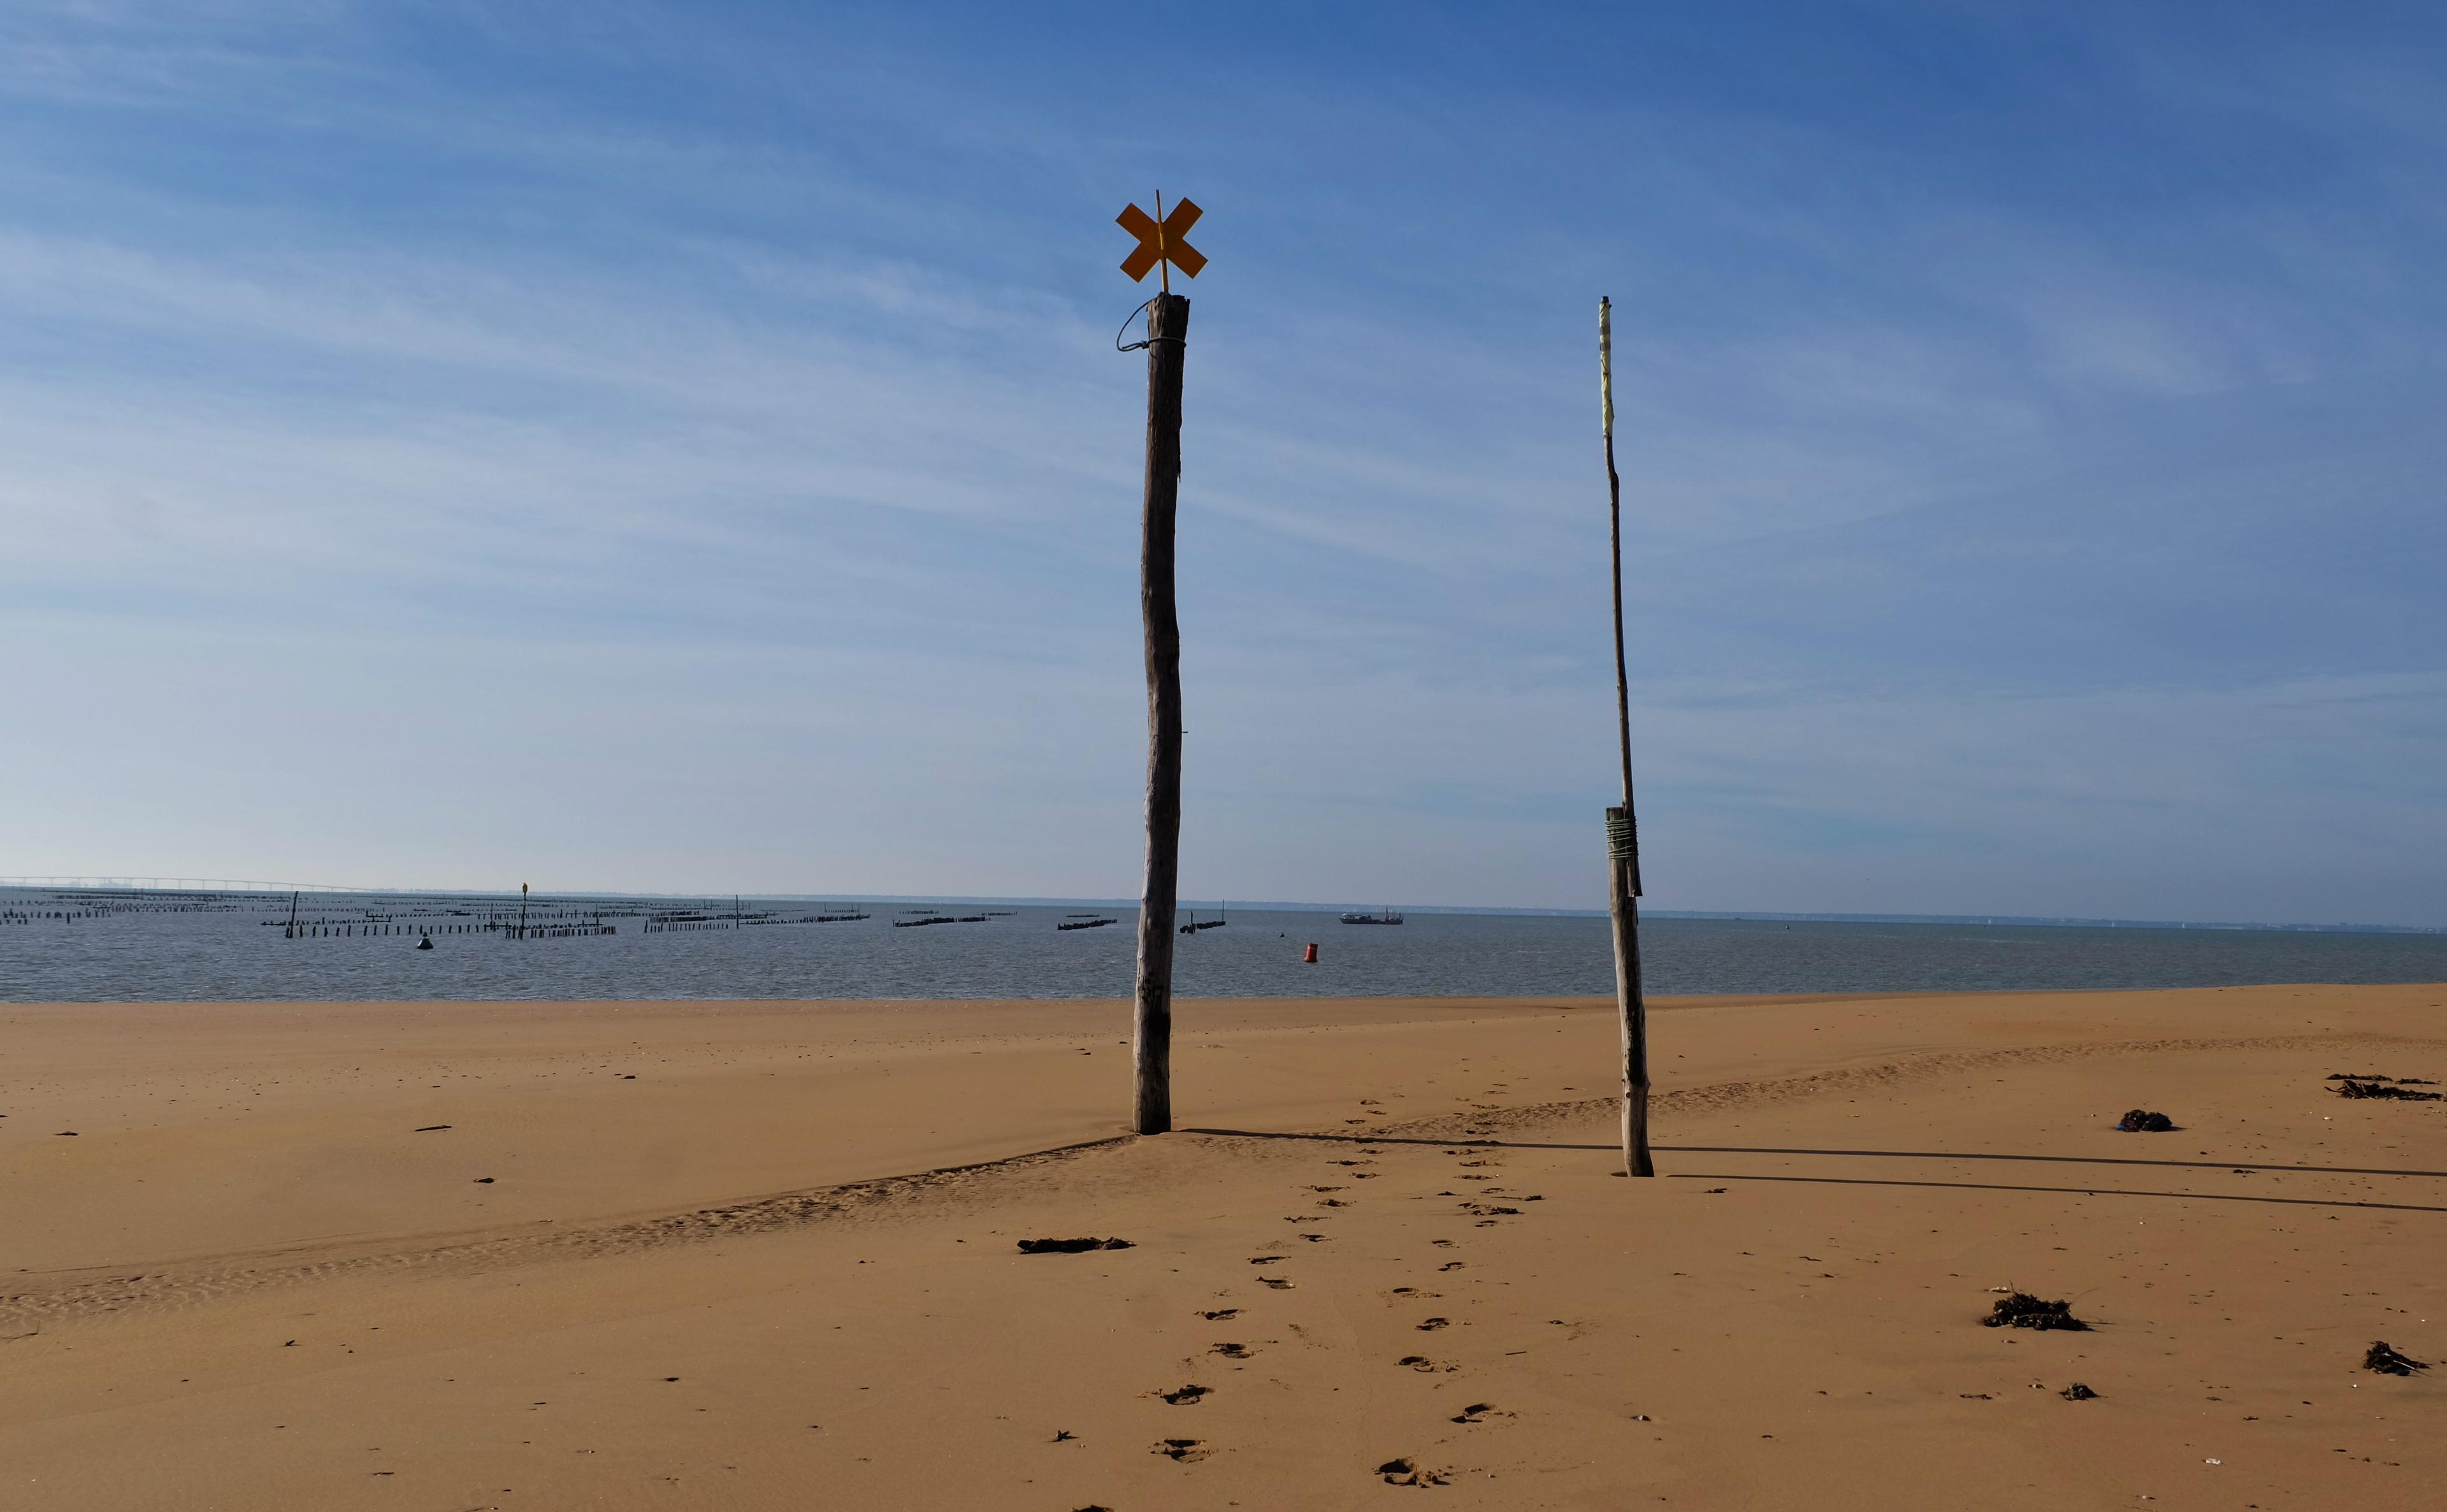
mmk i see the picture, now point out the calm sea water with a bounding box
[4,888,2445,1002]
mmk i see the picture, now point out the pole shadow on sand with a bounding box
[1180,1128,2447,1211]
[1661,1170,2447,1214]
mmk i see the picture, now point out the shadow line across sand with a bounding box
[1180,1128,2447,1182]
[1660,1144,2447,1181]
[1669,1171,2447,1214]
[1180,1127,1601,1151]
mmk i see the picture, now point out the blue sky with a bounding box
[3,2,2443,923]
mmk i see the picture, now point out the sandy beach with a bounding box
[4,984,2443,1509]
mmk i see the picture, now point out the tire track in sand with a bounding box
[1,1136,1130,1330]
[8,1030,2425,1330]
[1366,1030,2436,1143]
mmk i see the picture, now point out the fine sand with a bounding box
[3,984,2443,1509]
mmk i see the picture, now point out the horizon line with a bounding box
[3,878,2439,938]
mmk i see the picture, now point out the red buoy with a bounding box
[1303,942,1318,963]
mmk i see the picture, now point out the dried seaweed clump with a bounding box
[2329,1078,2443,1102]
[1982,1293,2089,1331]
[2115,1109,2176,1132]
[2364,1341,2430,1376]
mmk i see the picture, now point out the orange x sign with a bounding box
[1118,196,1206,285]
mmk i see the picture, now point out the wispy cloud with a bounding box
[2,2,2442,920]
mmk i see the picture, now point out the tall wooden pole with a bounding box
[1133,291,1191,1135]
[1601,296,1654,1177]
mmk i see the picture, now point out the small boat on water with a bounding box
[1339,907,1404,925]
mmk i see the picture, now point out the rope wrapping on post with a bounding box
[1605,805,1643,895]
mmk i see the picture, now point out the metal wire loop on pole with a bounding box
[1115,296,1185,353]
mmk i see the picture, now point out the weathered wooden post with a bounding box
[1599,296,1655,1177]
[518,882,529,942]
[1116,192,1206,1136]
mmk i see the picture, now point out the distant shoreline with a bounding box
[4,879,2439,936]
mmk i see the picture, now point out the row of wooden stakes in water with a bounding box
[266,906,630,927]
[284,921,617,940]
[644,913,872,932]
[3,902,237,918]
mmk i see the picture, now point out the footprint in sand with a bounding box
[1153,1438,1209,1462]
[1199,1308,1240,1321]
[1378,1457,1450,1487]
[1448,1402,1507,1425]
[1211,1343,1253,1359]
[1415,1317,1450,1331]
[1299,1234,1328,1243]
[1318,1198,1351,1208]
[1249,1256,1285,1265]
[1438,1262,1466,1272]
[1431,1240,1457,1249]
[1259,1277,1296,1290]
[1310,1185,1345,1193]
[1155,1385,1211,1405]
[1396,1355,1455,1373]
